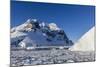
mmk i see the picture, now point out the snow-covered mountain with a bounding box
[11,19,73,49]
[69,26,95,51]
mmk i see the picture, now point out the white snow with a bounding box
[48,23,60,31]
[40,22,46,28]
[69,26,95,51]
[11,31,27,38]
[19,42,26,48]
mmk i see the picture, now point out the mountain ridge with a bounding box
[11,19,73,49]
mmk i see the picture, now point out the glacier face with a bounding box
[69,27,95,51]
[11,19,73,49]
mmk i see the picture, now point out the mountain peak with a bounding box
[48,23,60,31]
[26,19,38,24]
[11,19,73,49]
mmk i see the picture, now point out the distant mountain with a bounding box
[69,26,95,51]
[11,19,73,49]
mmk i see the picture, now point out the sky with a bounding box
[11,1,95,42]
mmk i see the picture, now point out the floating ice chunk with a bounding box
[67,60,74,63]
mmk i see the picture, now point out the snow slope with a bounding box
[69,26,95,51]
